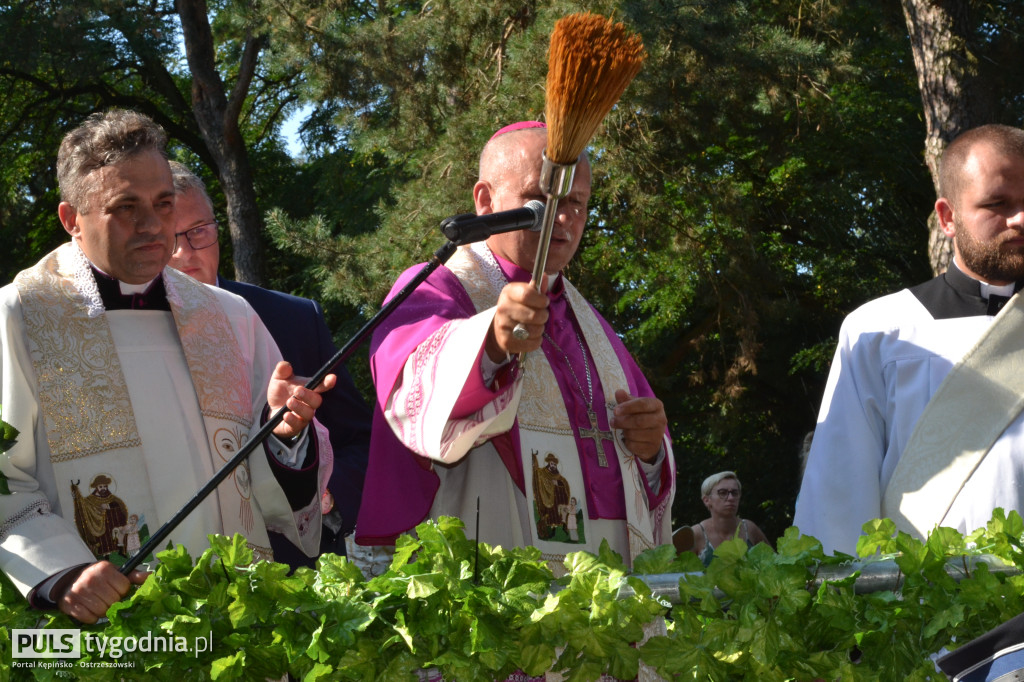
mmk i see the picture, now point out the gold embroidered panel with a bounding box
[164,269,252,428]
[15,245,141,461]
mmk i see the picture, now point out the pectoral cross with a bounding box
[578,408,615,467]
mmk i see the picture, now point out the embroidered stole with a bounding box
[14,242,273,562]
[882,290,1024,539]
[446,243,662,566]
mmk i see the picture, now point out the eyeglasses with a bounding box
[528,196,587,218]
[557,200,586,218]
[174,222,218,251]
[715,489,740,499]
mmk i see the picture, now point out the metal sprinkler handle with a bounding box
[512,152,577,355]
[528,152,578,288]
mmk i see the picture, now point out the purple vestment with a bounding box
[355,250,672,545]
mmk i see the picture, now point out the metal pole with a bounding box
[120,240,460,574]
[615,555,1019,603]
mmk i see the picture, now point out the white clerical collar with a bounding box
[118,278,158,295]
[951,258,1015,300]
[981,281,1016,300]
[89,263,159,295]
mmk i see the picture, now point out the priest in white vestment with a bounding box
[355,122,675,570]
[0,110,335,623]
[794,124,1024,555]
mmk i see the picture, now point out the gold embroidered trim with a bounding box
[249,543,274,562]
[15,244,142,461]
[14,244,277,558]
[515,423,574,437]
[49,439,143,464]
[165,269,252,429]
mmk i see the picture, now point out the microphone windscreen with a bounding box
[525,199,546,231]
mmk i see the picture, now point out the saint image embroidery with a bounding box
[532,451,585,544]
[71,474,130,558]
[214,426,254,533]
[564,497,580,542]
[114,513,143,557]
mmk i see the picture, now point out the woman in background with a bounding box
[687,471,769,567]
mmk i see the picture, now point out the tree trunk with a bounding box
[900,0,995,276]
[177,0,266,285]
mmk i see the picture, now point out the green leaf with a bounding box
[924,603,966,639]
[389,532,421,571]
[210,650,246,680]
[857,518,899,556]
[0,408,17,495]
[631,544,679,575]
[392,609,414,652]
[775,526,826,563]
[302,662,335,681]
[0,407,19,454]
[407,572,445,599]
[209,533,255,568]
[2,516,1022,681]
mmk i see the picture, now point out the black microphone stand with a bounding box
[121,237,463,574]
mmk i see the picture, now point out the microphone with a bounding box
[440,200,546,245]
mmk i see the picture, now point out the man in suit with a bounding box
[167,161,372,568]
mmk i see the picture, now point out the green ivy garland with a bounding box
[2,511,1024,680]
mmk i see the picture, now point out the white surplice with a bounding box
[0,243,324,596]
[794,287,1024,555]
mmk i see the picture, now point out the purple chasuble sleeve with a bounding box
[356,263,517,545]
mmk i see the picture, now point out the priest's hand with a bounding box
[268,361,337,440]
[486,278,550,362]
[611,389,667,463]
[57,561,148,624]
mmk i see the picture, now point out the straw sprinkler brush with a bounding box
[516,11,647,322]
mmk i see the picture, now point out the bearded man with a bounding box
[794,124,1024,555]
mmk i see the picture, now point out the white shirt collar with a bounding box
[951,257,1015,299]
[88,261,159,295]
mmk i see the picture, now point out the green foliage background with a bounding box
[3,0,1024,542]
[261,0,939,539]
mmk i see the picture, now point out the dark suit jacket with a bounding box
[220,278,372,569]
